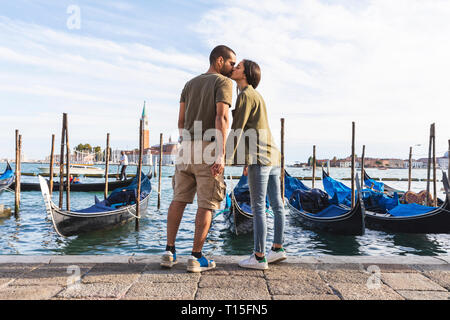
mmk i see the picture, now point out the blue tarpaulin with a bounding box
[388,203,436,217]
[364,177,384,192]
[74,172,151,214]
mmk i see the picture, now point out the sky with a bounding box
[0,0,449,163]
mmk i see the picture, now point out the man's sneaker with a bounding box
[266,248,287,263]
[187,256,216,273]
[238,254,268,270]
[160,251,177,268]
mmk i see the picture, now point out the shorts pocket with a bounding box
[212,178,226,202]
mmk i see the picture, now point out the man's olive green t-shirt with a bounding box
[180,73,233,139]
[226,85,281,166]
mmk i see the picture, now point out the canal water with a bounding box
[0,163,449,256]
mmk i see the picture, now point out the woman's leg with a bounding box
[267,167,285,248]
[248,165,271,256]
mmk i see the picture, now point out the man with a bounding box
[119,151,128,181]
[161,45,235,272]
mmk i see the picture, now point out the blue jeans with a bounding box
[247,165,285,255]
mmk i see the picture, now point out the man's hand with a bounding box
[211,155,225,177]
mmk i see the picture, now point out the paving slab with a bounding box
[330,283,404,300]
[81,263,146,284]
[195,287,271,300]
[139,269,200,283]
[124,282,197,300]
[422,270,450,290]
[56,282,131,299]
[0,256,51,264]
[381,273,447,291]
[0,285,63,300]
[199,275,267,289]
[318,269,370,285]
[316,256,445,265]
[0,264,41,287]
[48,255,133,264]
[396,290,450,300]
[362,263,419,273]
[12,264,94,286]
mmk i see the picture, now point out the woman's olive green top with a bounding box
[226,85,281,166]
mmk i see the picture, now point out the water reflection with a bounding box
[391,233,445,256]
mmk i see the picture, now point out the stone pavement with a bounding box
[0,255,449,300]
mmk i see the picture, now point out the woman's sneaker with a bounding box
[238,254,268,270]
[187,256,216,273]
[266,248,287,263]
[160,251,177,268]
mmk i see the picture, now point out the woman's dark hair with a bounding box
[243,59,261,89]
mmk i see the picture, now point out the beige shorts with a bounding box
[172,141,226,210]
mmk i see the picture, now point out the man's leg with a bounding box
[166,200,188,247]
[192,207,212,252]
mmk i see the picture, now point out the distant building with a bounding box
[150,137,179,166]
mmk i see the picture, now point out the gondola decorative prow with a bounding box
[443,172,449,202]
[38,175,53,216]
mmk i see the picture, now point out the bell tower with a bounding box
[141,101,149,149]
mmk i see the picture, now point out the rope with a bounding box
[126,207,141,219]
[213,208,229,219]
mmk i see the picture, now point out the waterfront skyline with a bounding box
[0,0,449,162]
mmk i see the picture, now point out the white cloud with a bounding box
[195,0,450,161]
[0,15,207,159]
[0,1,449,162]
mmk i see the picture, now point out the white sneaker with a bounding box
[266,248,287,263]
[160,251,177,268]
[238,254,268,270]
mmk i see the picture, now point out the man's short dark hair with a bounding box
[209,45,236,65]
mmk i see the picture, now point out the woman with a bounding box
[227,60,286,270]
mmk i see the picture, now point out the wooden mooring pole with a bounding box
[432,125,437,207]
[426,123,434,206]
[59,114,66,209]
[135,120,143,231]
[104,133,110,200]
[14,130,21,215]
[280,118,285,204]
[408,146,412,191]
[361,145,365,189]
[65,113,70,211]
[312,145,316,189]
[351,122,355,208]
[157,133,163,210]
[49,134,55,196]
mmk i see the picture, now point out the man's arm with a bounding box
[211,101,230,176]
[178,102,186,137]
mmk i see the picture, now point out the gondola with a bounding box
[0,162,14,195]
[285,171,365,236]
[364,171,444,206]
[363,173,450,234]
[39,171,151,237]
[11,172,152,192]
[325,171,450,234]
